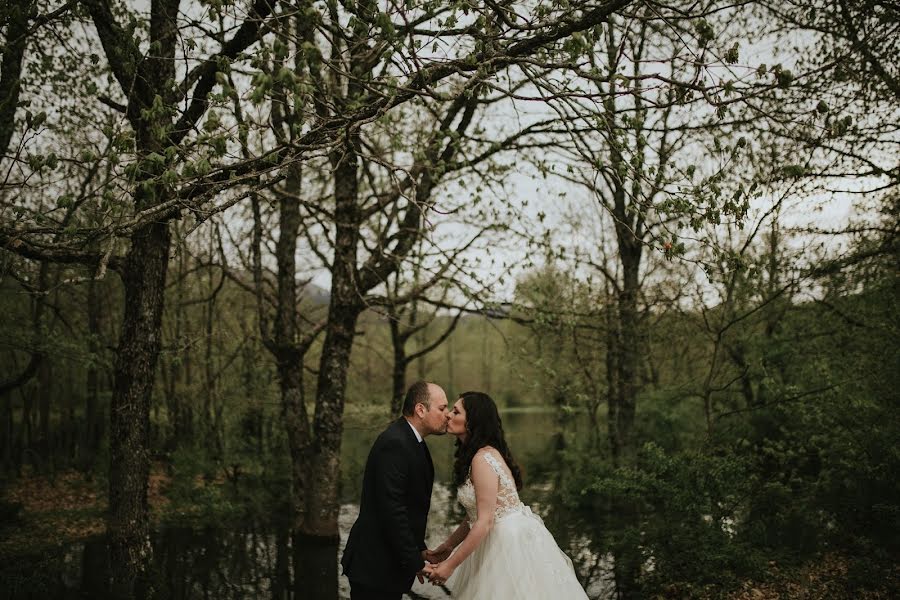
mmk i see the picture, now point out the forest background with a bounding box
[0,0,897,598]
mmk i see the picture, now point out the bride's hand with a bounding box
[428,561,455,586]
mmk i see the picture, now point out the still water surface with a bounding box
[8,410,617,599]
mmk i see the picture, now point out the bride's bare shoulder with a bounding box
[475,446,507,466]
[475,445,499,457]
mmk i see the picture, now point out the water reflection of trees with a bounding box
[149,526,313,599]
[50,525,342,600]
[529,429,632,600]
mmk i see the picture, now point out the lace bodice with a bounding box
[457,449,525,524]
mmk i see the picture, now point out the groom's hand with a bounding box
[417,563,434,584]
[424,546,451,563]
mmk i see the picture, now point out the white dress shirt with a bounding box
[405,418,424,443]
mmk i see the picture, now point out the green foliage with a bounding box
[164,449,244,524]
[564,442,768,594]
[163,439,289,527]
[563,389,899,596]
[524,215,900,595]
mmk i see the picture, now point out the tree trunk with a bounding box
[604,296,621,463]
[37,359,51,470]
[416,321,427,380]
[1,392,10,471]
[615,248,641,459]
[81,0,240,590]
[304,146,361,538]
[203,232,221,457]
[608,193,644,462]
[728,342,756,408]
[446,330,455,392]
[306,306,360,537]
[108,217,171,598]
[270,166,313,530]
[388,316,407,415]
[280,357,310,529]
[272,527,290,599]
[83,276,101,473]
[165,246,185,452]
[481,317,491,390]
[0,0,34,156]
[610,262,643,600]
[391,356,407,416]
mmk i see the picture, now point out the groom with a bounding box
[341,381,450,599]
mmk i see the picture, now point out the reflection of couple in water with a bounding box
[341,381,588,599]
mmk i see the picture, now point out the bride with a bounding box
[424,391,589,599]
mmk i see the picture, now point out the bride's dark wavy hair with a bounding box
[452,391,523,490]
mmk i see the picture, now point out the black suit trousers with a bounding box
[349,580,403,600]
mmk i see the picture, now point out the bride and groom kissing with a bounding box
[341,381,588,599]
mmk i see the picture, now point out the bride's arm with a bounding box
[429,521,470,561]
[430,453,499,581]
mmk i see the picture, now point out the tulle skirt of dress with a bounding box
[446,506,589,599]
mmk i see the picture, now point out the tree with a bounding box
[1,0,279,592]
[741,1,899,199]
[531,4,754,461]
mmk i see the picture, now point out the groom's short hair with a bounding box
[402,380,431,416]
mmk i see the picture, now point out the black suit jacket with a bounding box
[341,418,434,593]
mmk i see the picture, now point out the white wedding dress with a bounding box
[446,450,589,599]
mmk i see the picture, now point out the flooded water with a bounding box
[4,410,618,599]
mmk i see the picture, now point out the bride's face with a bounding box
[447,399,467,439]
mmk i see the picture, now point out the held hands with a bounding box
[416,563,434,584]
[424,546,451,564]
[426,561,455,587]
[418,547,454,587]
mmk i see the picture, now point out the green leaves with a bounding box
[26,151,58,172]
[25,110,47,130]
[828,114,853,137]
[375,11,395,37]
[562,33,588,62]
[564,441,768,592]
[771,64,794,88]
[183,157,211,178]
[695,19,715,45]
[203,111,220,133]
[724,42,740,65]
[57,193,74,209]
[780,164,806,179]
[145,151,166,166]
[249,72,271,105]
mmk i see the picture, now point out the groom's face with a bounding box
[420,384,450,435]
